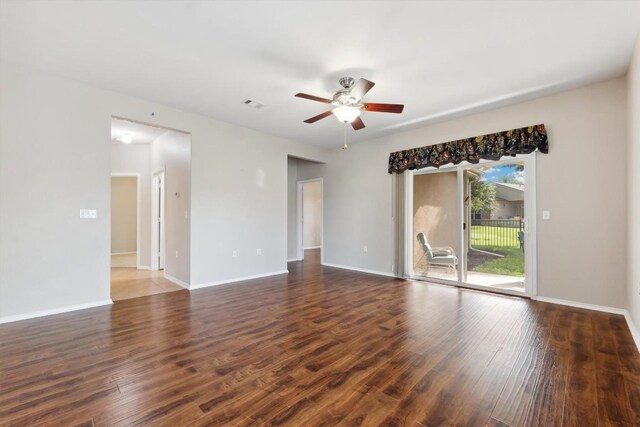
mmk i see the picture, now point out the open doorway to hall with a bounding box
[110,174,138,268]
[287,156,323,264]
[110,117,191,301]
[300,180,322,258]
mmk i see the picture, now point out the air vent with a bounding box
[242,99,265,109]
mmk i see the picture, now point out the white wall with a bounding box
[287,157,298,260]
[0,64,111,318]
[0,59,630,321]
[492,200,524,220]
[110,176,137,254]
[111,143,151,266]
[303,181,322,249]
[298,77,628,309]
[627,35,640,328]
[150,131,191,284]
[0,62,328,320]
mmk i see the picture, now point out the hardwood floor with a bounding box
[1,249,639,426]
[111,267,184,301]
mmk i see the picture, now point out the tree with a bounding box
[499,165,525,184]
[470,179,496,214]
[499,175,519,184]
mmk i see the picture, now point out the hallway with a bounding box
[111,268,183,301]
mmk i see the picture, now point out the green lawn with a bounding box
[471,246,524,277]
[470,224,524,277]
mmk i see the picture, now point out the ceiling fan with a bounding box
[295,77,404,131]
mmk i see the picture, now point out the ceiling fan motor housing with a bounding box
[338,76,355,89]
[333,77,360,106]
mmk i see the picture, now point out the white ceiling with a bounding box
[111,118,168,144]
[2,1,639,148]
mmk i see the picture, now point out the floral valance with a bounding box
[387,124,548,174]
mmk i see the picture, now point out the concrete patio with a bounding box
[413,267,525,292]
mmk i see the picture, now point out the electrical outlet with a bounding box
[185,211,188,219]
[391,264,394,272]
[363,245,368,253]
[175,250,179,258]
[257,248,262,255]
[542,210,550,220]
[232,250,238,258]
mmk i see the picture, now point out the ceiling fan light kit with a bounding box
[332,106,361,123]
[295,76,405,131]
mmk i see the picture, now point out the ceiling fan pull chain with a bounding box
[343,122,348,150]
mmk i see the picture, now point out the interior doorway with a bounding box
[110,174,139,268]
[110,116,191,301]
[409,155,536,297]
[297,178,323,261]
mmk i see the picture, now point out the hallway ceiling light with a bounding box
[118,134,133,144]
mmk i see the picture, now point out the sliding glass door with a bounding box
[463,162,526,292]
[410,155,535,296]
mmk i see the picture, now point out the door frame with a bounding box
[407,153,537,297]
[110,173,141,269]
[151,169,166,271]
[296,178,323,263]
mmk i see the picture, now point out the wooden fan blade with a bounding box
[363,103,404,113]
[351,116,365,130]
[347,78,375,103]
[304,110,333,123]
[295,93,332,104]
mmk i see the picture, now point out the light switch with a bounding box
[80,209,97,219]
[542,210,550,220]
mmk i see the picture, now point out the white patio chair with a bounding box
[415,232,458,274]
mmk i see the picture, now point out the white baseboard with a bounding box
[533,296,640,353]
[624,312,640,353]
[532,296,627,315]
[321,262,398,278]
[287,258,300,262]
[0,299,113,325]
[164,273,190,289]
[304,246,321,250]
[191,270,289,290]
[111,251,136,255]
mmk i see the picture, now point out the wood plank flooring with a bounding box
[1,249,639,426]
[111,268,183,301]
